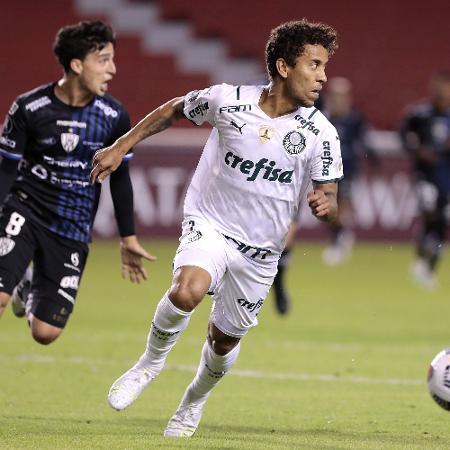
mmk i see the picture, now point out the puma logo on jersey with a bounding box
[230,120,246,134]
[224,151,293,183]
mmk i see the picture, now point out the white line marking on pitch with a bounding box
[1,354,423,386]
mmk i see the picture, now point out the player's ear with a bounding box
[276,58,289,79]
[70,58,83,76]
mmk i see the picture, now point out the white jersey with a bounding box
[183,84,343,259]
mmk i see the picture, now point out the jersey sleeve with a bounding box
[183,85,224,126]
[109,160,135,237]
[107,107,135,236]
[0,100,28,160]
[310,124,344,183]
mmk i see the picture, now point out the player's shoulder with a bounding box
[207,83,261,101]
[92,93,128,119]
[297,106,338,138]
[100,92,126,110]
[15,83,53,111]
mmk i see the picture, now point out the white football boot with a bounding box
[411,258,436,290]
[11,266,33,318]
[164,388,207,437]
[108,357,154,410]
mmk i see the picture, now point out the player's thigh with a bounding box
[0,206,36,295]
[173,217,228,294]
[211,252,277,338]
[31,229,89,329]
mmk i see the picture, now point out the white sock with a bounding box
[187,339,241,403]
[139,293,192,377]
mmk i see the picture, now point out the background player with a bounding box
[272,76,370,314]
[0,20,154,345]
[401,70,450,289]
[321,77,370,265]
[91,19,341,437]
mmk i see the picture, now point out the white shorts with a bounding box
[173,216,278,338]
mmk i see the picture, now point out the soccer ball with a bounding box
[428,349,450,410]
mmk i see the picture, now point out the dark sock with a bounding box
[273,249,291,315]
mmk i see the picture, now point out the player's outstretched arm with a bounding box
[307,182,338,223]
[120,235,157,284]
[90,97,185,184]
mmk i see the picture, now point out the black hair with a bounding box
[53,20,116,73]
[265,19,338,81]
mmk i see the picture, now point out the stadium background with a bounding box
[1,0,449,241]
[2,2,450,448]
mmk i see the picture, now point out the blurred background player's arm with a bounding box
[401,113,437,166]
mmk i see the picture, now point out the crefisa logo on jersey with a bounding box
[61,133,79,153]
[282,130,306,155]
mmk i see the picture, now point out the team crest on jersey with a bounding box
[0,237,15,256]
[259,125,274,143]
[282,131,306,155]
[61,133,79,153]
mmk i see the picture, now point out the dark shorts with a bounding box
[0,205,89,328]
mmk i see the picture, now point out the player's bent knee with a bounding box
[30,319,63,345]
[169,285,203,311]
[211,338,239,356]
[169,268,210,311]
[208,324,240,356]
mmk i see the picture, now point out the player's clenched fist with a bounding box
[307,190,332,218]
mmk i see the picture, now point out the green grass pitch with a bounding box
[1,240,450,449]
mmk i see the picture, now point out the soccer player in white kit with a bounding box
[91,19,342,437]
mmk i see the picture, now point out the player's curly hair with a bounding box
[265,19,338,81]
[53,21,116,73]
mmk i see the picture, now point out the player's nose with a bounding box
[108,60,117,75]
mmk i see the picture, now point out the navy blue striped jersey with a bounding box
[401,102,450,192]
[0,83,133,243]
[324,111,366,178]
